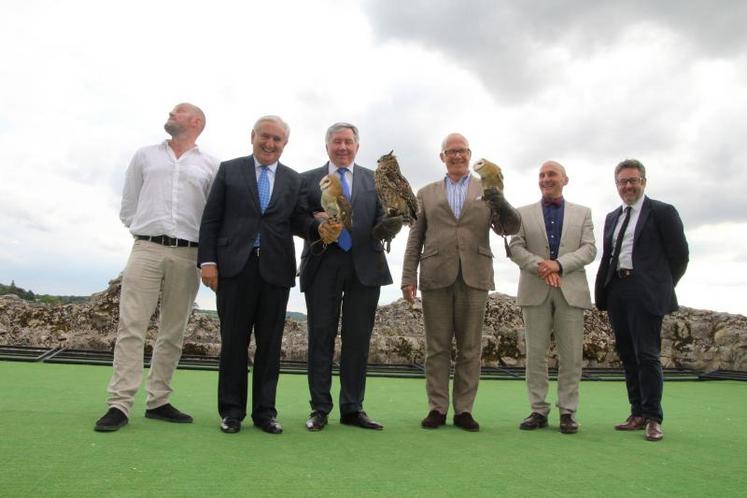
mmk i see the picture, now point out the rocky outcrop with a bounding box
[1,278,745,372]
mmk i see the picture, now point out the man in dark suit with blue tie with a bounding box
[595,159,689,442]
[300,122,402,431]
[198,115,314,435]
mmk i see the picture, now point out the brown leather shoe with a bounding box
[644,420,663,441]
[519,412,548,430]
[614,415,646,431]
[559,414,578,434]
[421,410,446,429]
[453,412,480,432]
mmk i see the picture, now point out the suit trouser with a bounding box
[607,276,664,423]
[305,246,380,416]
[216,251,289,423]
[107,240,200,416]
[421,271,487,415]
[522,288,584,416]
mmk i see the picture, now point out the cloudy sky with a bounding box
[2,0,745,315]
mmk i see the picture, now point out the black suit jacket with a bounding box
[299,163,393,291]
[198,155,312,288]
[594,196,689,315]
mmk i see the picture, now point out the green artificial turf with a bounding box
[0,362,745,497]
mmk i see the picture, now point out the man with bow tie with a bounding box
[509,161,597,434]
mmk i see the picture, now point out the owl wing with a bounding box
[337,194,353,231]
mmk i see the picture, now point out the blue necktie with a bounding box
[255,165,270,247]
[336,168,352,251]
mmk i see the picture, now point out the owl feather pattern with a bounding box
[374,150,418,224]
[319,174,353,230]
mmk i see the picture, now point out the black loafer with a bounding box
[255,418,283,434]
[145,403,193,423]
[305,411,328,431]
[340,411,383,430]
[559,413,579,434]
[94,407,128,432]
[421,410,447,429]
[453,412,480,432]
[220,417,241,434]
[519,412,548,430]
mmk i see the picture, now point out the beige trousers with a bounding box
[522,287,584,416]
[421,272,488,415]
[106,240,200,415]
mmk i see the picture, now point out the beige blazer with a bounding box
[402,176,519,292]
[509,201,596,309]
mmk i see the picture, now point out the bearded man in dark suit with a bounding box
[595,158,689,442]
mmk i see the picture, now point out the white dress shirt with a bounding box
[612,194,646,270]
[120,140,218,242]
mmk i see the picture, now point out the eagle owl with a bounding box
[473,158,504,191]
[374,150,418,224]
[319,174,353,230]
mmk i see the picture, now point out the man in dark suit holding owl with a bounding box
[595,159,689,442]
[299,122,402,432]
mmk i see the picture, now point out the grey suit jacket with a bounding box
[402,176,520,292]
[299,163,392,291]
[509,200,596,309]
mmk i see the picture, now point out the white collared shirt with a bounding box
[612,194,646,270]
[120,140,219,242]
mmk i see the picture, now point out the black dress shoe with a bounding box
[453,412,480,432]
[305,411,328,431]
[519,412,548,430]
[421,410,446,429]
[255,418,283,434]
[340,411,383,430]
[145,403,193,423]
[94,407,128,432]
[220,417,241,434]
[559,413,579,434]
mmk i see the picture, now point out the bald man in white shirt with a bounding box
[94,103,218,432]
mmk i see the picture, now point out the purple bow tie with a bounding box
[542,197,563,207]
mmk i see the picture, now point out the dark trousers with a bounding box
[216,252,289,423]
[305,246,380,415]
[607,275,664,423]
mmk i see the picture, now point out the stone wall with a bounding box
[1,277,745,372]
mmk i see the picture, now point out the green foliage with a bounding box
[0,281,87,304]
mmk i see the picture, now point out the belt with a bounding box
[617,269,633,279]
[137,235,198,247]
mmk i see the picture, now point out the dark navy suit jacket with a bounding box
[299,163,392,291]
[594,196,689,315]
[198,155,312,288]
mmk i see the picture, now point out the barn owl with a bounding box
[319,174,353,230]
[473,158,504,191]
[374,150,418,224]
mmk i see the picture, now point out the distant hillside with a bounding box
[198,308,306,322]
[0,281,88,305]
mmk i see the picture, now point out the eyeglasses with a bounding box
[615,177,643,186]
[443,148,471,157]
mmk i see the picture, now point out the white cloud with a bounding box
[1,0,745,316]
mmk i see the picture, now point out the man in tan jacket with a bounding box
[509,161,596,434]
[401,133,520,431]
